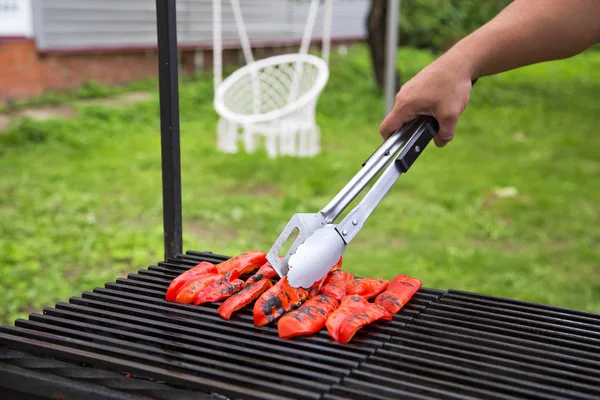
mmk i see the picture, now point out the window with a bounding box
[0,0,18,12]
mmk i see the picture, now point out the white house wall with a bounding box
[0,0,34,37]
[31,0,369,51]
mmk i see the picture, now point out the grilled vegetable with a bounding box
[278,294,339,339]
[253,277,309,327]
[306,256,344,297]
[194,278,245,305]
[244,261,278,287]
[374,274,422,314]
[320,270,354,301]
[173,274,222,304]
[165,262,218,302]
[215,250,267,275]
[218,279,273,320]
[325,295,392,343]
[346,277,389,299]
[309,276,327,298]
[330,256,343,272]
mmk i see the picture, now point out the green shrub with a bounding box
[399,0,512,51]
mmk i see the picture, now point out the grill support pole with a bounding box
[384,0,400,115]
[156,0,183,260]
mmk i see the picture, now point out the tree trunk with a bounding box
[366,0,401,92]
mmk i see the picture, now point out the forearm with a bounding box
[449,0,600,79]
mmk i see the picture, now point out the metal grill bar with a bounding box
[327,289,600,400]
[1,251,599,400]
[0,349,205,400]
[0,251,437,400]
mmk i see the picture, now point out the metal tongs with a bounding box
[266,115,440,288]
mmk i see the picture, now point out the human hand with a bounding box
[379,51,476,147]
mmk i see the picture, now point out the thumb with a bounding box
[379,104,417,140]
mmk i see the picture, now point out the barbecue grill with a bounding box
[2,2,599,399]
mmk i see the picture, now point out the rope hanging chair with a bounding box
[212,0,333,158]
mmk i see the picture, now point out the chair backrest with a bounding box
[214,54,329,125]
[212,0,333,93]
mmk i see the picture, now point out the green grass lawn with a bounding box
[1,44,599,324]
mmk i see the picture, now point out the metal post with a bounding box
[156,0,183,260]
[384,0,400,115]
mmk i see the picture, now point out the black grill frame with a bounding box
[1,250,599,400]
[2,2,600,399]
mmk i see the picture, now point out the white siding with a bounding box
[31,0,368,51]
[0,0,34,37]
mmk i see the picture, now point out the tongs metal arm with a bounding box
[322,115,439,243]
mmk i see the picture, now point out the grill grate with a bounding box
[1,251,599,400]
[327,291,600,400]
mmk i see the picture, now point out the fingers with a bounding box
[379,100,416,140]
[432,109,460,147]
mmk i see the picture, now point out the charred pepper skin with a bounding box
[278,294,339,339]
[326,295,392,343]
[374,274,422,314]
[218,279,273,320]
[320,270,354,301]
[244,261,278,287]
[194,278,245,305]
[346,277,389,299]
[165,262,217,301]
[215,250,267,275]
[253,277,309,326]
[173,274,222,304]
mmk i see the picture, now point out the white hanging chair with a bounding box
[212,0,333,158]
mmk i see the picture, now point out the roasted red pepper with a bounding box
[173,274,222,304]
[306,256,344,297]
[217,279,273,320]
[374,274,422,314]
[215,250,267,275]
[320,270,354,301]
[346,277,389,299]
[278,294,339,339]
[193,277,245,305]
[325,295,392,343]
[330,256,343,272]
[253,276,309,326]
[165,262,218,302]
[244,261,278,287]
[309,276,327,298]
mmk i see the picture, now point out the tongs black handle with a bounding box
[364,79,478,168]
[394,115,438,173]
[390,78,479,172]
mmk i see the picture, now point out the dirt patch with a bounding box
[63,266,81,280]
[80,91,152,108]
[353,235,409,250]
[188,219,240,241]
[0,114,10,131]
[0,91,153,131]
[222,184,284,197]
[248,184,284,197]
[23,306,41,315]
[388,237,409,249]
[482,187,532,209]
[471,238,519,250]
[16,105,78,122]
[18,105,77,121]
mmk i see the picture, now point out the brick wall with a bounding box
[40,51,159,91]
[0,37,363,103]
[0,38,43,102]
[0,41,258,103]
